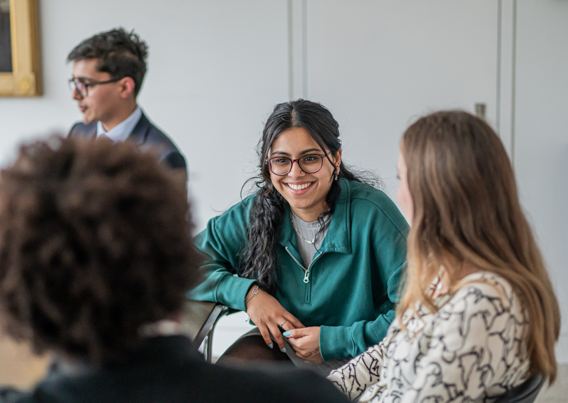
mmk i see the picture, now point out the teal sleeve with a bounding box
[319,261,404,360]
[320,194,408,361]
[188,198,256,311]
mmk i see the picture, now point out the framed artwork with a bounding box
[0,0,41,96]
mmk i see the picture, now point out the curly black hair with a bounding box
[0,137,200,362]
[67,28,148,96]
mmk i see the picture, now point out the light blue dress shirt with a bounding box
[96,106,142,142]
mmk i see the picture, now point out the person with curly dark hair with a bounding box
[0,137,349,403]
[67,28,187,182]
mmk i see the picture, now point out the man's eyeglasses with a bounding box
[68,77,123,97]
[266,154,327,176]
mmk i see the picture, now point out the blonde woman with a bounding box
[328,111,560,402]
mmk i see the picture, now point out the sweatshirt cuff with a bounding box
[319,325,352,361]
[216,275,256,311]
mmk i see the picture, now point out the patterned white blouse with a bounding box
[328,272,530,402]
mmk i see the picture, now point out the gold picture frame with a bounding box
[0,0,41,96]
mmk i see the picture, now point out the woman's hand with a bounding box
[284,327,323,363]
[245,287,304,353]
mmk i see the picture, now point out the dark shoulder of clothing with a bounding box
[68,114,187,171]
[0,336,348,403]
[0,389,34,403]
[68,121,97,139]
[137,121,186,170]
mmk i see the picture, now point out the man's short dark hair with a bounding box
[68,28,148,96]
[0,138,199,362]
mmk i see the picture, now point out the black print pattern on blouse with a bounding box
[327,272,530,403]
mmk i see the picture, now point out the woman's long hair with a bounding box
[396,110,560,382]
[239,99,376,294]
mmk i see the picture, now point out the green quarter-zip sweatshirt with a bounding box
[189,178,409,361]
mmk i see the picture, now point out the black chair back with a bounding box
[497,373,545,403]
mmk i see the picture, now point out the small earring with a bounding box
[334,174,339,181]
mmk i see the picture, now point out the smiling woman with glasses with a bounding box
[190,99,409,373]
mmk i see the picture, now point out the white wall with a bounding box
[305,0,498,193]
[0,0,566,362]
[514,0,568,364]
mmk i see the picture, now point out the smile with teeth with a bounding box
[285,182,314,191]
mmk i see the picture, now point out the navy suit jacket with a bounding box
[0,336,349,403]
[68,112,187,178]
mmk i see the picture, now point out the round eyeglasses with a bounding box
[68,77,123,97]
[266,154,327,176]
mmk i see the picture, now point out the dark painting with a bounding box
[0,0,12,73]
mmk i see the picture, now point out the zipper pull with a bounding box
[303,271,309,283]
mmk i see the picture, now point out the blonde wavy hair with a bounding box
[396,110,560,383]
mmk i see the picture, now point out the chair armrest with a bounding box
[182,300,226,347]
[497,373,545,403]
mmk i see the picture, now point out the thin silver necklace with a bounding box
[290,211,321,245]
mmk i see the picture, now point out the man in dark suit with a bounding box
[0,138,348,403]
[67,28,187,183]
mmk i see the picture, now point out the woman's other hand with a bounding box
[245,287,304,353]
[284,327,323,363]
